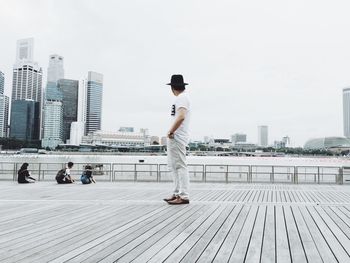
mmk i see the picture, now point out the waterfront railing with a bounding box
[1,161,350,184]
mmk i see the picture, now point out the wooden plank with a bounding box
[324,207,350,239]
[314,206,350,257]
[132,205,221,263]
[212,205,250,262]
[244,205,267,262]
[260,205,275,262]
[1,205,144,262]
[0,205,99,246]
[338,206,350,218]
[283,206,307,262]
[195,205,243,263]
[228,206,259,262]
[306,206,350,262]
[51,205,188,263]
[92,205,201,263]
[165,204,235,262]
[291,206,323,262]
[275,205,291,262]
[299,206,337,263]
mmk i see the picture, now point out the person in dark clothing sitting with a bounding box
[56,162,75,184]
[17,163,36,184]
[81,164,96,184]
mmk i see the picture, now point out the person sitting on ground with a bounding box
[17,163,36,184]
[80,164,96,184]
[55,162,75,184]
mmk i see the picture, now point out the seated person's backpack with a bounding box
[55,168,66,181]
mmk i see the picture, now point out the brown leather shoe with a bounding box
[163,195,177,202]
[167,197,190,205]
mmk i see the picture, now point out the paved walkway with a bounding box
[0,182,349,262]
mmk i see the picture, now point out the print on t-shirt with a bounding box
[171,104,175,116]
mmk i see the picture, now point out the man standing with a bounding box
[164,75,191,205]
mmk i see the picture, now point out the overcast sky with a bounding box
[1,0,350,146]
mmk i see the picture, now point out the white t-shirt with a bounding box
[171,91,191,145]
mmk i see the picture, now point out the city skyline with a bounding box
[1,1,350,146]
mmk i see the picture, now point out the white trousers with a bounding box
[167,138,189,199]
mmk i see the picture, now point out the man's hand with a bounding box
[167,107,187,140]
[167,131,174,139]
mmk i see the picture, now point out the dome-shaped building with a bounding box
[304,137,350,151]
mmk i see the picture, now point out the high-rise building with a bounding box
[11,61,43,103]
[0,71,9,138]
[57,79,78,142]
[85,71,103,135]
[282,136,291,147]
[10,100,39,140]
[343,88,350,138]
[258,125,268,147]
[11,38,43,140]
[42,82,63,148]
[12,38,42,103]
[0,95,9,138]
[16,38,34,62]
[69,122,84,145]
[47,55,64,83]
[78,79,87,123]
[0,71,4,94]
[231,133,247,145]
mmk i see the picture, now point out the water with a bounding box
[0,153,349,167]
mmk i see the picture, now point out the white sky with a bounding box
[1,0,350,146]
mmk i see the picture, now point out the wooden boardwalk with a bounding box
[0,182,349,262]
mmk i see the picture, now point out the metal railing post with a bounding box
[225,165,228,184]
[38,163,41,181]
[294,166,297,184]
[134,164,137,182]
[157,164,160,182]
[271,166,274,183]
[338,167,343,185]
[249,165,252,183]
[317,167,320,184]
[13,163,17,181]
[110,163,113,182]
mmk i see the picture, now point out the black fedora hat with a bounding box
[167,74,188,87]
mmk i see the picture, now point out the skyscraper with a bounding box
[258,125,268,147]
[11,62,42,103]
[77,79,87,123]
[10,100,39,140]
[70,122,85,145]
[12,38,42,102]
[0,71,9,138]
[0,95,9,138]
[11,38,43,139]
[57,79,78,142]
[343,87,350,138]
[16,38,34,62]
[85,71,103,135]
[47,55,64,83]
[42,82,63,148]
[0,71,4,94]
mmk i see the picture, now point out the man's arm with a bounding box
[65,169,75,182]
[168,107,187,138]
